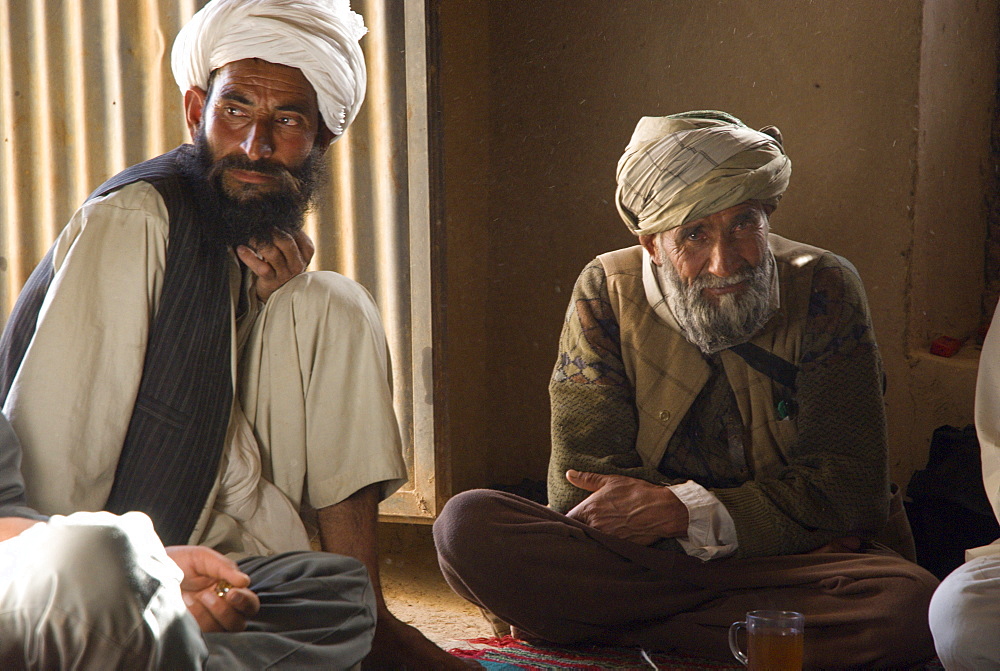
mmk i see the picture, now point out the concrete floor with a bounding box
[378,522,491,648]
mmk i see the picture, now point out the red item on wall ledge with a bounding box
[930,335,965,358]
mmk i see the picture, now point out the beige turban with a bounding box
[615,111,791,236]
[171,0,367,141]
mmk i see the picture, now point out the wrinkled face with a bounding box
[652,202,770,298]
[642,202,775,354]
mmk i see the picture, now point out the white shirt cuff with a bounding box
[668,480,738,561]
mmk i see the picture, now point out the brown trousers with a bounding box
[433,490,939,670]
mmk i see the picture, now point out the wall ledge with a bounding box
[908,346,982,373]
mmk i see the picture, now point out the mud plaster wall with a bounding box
[437,1,998,495]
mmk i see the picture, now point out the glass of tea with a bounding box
[728,610,804,671]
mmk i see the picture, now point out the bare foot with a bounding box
[362,612,482,670]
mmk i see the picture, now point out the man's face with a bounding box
[181,58,332,247]
[192,58,328,199]
[653,202,769,294]
[643,202,775,354]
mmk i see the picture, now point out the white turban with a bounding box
[615,111,791,236]
[171,0,367,141]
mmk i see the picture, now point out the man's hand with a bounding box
[565,470,689,546]
[237,228,315,302]
[165,545,260,633]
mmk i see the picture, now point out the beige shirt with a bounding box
[4,181,407,557]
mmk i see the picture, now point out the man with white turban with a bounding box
[434,111,940,667]
[0,0,472,668]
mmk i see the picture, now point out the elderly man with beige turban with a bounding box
[0,0,473,668]
[434,111,940,667]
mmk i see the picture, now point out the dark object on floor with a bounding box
[906,424,1000,580]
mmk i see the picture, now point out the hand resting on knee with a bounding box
[165,545,261,632]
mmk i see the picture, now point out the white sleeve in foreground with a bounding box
[0,511,205,669]
[977,302,1000,524]
[668,480,738,560]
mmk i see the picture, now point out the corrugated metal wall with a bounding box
[0,0,441,519]
[1,0,196,305]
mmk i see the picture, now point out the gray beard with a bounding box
[658,254,776,355]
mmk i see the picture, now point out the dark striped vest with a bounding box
[0,147,232,546]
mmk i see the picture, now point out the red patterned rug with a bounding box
[448,636,945,670]
[448,636,742,670]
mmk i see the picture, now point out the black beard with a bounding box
[176,129,326,249]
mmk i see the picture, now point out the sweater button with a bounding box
[658,410,671,423]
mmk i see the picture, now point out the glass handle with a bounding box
[729,621,748,665]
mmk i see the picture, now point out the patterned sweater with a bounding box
[548,243,890,558]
